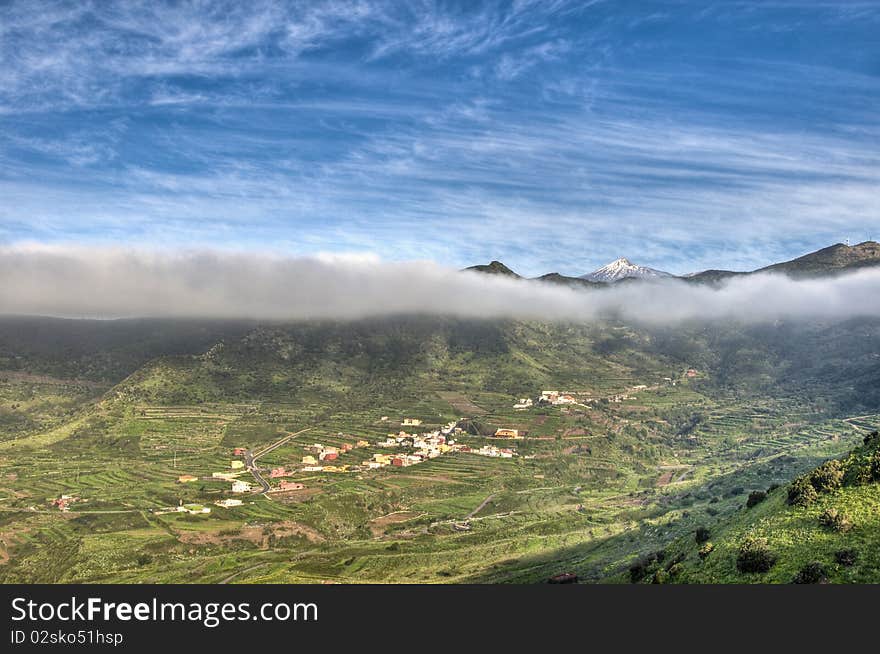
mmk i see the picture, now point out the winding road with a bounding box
[244,428,311,494]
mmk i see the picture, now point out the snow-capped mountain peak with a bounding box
[580,257,671,283]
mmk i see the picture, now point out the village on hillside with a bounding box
[107,370,700,514]
[165,417,518,506]
[43,368,699,515]
[43,368,704,516]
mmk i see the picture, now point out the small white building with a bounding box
[179,504,211,514]
[231,480,252,493]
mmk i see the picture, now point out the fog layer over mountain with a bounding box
[2,245,879,324]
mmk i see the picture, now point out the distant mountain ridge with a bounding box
[466,241,880,285]
[757,241,880,277]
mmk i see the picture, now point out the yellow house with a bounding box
[177,474,198,483]
[494,429,520,438]
[302,455,317,465]
[230,460,245,470]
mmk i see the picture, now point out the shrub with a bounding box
[871,450,880,482]
[818,508,852,532]
[629,550,665,583]
[792,562,827,584]
[628,557,654,583]
[809,460,844,493]
[651,569,669,584]
[736,536,777,574]
[698,542,715,560]
[845,459,874,487]
[767,482,780,493]
[746,491,767,508]
[846,431,880,481]
[706,507,719,516]
[665,552,686,569]
[694,526,711,544]
[834,549,858,567]
[628,563,645,583]
[787,475,818,507]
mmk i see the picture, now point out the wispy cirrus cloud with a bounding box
[0,1,878,276]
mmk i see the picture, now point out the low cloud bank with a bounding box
[2,245,880,324]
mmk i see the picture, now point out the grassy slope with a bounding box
[633,431,880,584]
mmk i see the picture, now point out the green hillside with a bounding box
[0,316,253,383]
[627,430,880,584]
[116,318,670,402]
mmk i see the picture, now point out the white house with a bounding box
[231,480,252,493]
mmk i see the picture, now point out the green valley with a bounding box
[0,315,877,584]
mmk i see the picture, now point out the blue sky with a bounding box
[1,0,879,276]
